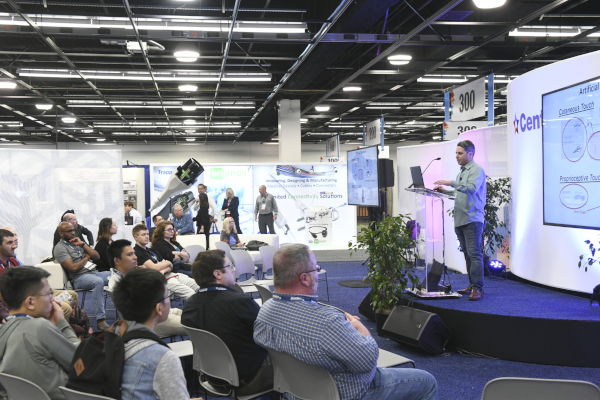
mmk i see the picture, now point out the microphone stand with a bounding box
[408,157,440,188]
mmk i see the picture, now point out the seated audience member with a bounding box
[112,268,200,400]
[107,239,187,338]
[124,201,144,226]
[94,218,118,272]
[220,217,243,248]
[0,266,79,400]
[0,228,76,321]
[52,211,94,247]
[53,222,111,330]
[182,250,273,395]
[132,224,199,300]
[151,221,192,276]
[172,204,194,235]
[149,214,164,241]
[254,244,438,400]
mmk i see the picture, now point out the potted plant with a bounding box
[481,176,511,269]
[349,214,420,335]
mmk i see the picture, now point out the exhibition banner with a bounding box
[150,163,355,248]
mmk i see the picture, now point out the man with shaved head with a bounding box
[53,221,110,330]
[52,210,93,247]
[254,185,278,234]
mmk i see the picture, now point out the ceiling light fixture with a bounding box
[178,84,198,91]
[0,81,17,89]
[35,103,53,110]
[390,85,403,91]
[183,119,196,125]
[315,106,330,112]
[174,50,200,63]
[62,117,76,123]
[417,75,467,83]
[343,86,361,92]
[432,136,442,139]
[186,138,196,142]
[473,0,506,9]
[300,118,308,123]
[182,100,197,111]
[347,107,360,113]
[18,69,271,82]
[96,138,106,142]
[387,55,412,66]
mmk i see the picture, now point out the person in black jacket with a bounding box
[196,193,212,250]
[52,210,93,248]
[151,221,192,277]
[94,218,117,272]
[221,187,242,234]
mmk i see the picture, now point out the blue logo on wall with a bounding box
[514,111,542,134]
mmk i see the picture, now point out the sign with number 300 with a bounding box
[450,77,485,122]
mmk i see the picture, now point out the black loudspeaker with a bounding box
[381,305,451,355]
[358,292,375,322]
[378,159,395,188]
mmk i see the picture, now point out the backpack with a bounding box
[68,300,92,340]
[66,320,169,399]
[246,240,269,251]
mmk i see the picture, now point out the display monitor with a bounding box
[542,75,600,230]
[347,145,380,206]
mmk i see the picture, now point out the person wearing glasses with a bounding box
[112,268,201,400]
[53,222,111,331]
[0,266,80,400]
[107,238,188,339]
[254,185,278,234]
[182,250,274,396]
[254,244,438,400]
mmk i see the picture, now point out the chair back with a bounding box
[186,245,206,262]
[230,250,255,279]
[259,245,278,278]
[254,284,273,304]
[60,386,116,400]
[481,377,600,400]
[183,326,239,386]
[34,262,64,290]
[213,241,233,263]
[268,349,340,400]
[0,373,52,400]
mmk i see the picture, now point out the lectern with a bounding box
[405,188,461,298]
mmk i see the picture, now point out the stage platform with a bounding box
[372,273,600,368]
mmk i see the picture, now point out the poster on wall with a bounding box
[542,76,600,230]
[253,164,352,247]
[151,163,355,248]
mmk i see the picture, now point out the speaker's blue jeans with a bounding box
[455,222,484,290]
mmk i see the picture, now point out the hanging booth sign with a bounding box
[443,121,489,140]
[364,117,384,148]
[449,77,486,122]
[326,135,340,158]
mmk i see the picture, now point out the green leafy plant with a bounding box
[578,237,599,272]
[349,214,420,313]
[448,176,511,256]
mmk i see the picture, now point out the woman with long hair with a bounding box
[151,220,192,276]
[221,187,242,234]
[94,218,117,272]
[220,217,243,248]
[196,193,213,250]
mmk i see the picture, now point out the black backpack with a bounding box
[66,321,169,399]
[246,240,269,251]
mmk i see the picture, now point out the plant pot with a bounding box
[375,312,391,337]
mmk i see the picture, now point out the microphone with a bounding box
[409,157,441,188]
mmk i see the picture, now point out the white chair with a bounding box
[214,241,234,263]
[377,349,415,368]
[0,372,51,400]
[34,262,63,290]
[267,349,340,400]
[59,386,116,400]
[185,244,205,262]
[230,250,272,287]
[481,377,600,400]
[254,283,273,304]
[258,245,278,279]
[183,326,273,400]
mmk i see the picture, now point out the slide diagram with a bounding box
[347,146,379,207]
[543,77,600,229]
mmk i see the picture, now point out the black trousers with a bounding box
[258,213,276,234]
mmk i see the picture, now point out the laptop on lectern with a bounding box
[410,166,426,189]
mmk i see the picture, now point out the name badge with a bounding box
[261,203,266,210]
[83,260,96,270]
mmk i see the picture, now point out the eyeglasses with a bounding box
[157,294,171,304]
[165,228,174,232]
[299,269,317,276]
[61,229,75,233]
[32,290,54,298]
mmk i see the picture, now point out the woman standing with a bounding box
[94,218,118,272]
[196,193,212,250]
[220,217,244,248]
[221,188,242,234]
[151,221,192,276]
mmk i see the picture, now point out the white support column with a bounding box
[278,99,301,162]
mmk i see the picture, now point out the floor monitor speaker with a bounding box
[381,305,451,355]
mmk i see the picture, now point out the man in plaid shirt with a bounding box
[254,244,437,400]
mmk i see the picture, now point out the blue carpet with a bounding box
[91,262,600,400]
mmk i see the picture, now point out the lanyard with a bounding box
[63,240,83,258]
[140,246,158,263]
[6,314,33,321]
[272,294,316,304]
[198,286,228,293]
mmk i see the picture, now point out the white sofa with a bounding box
[176,233,279,250]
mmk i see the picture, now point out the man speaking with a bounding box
[433,140,487,301]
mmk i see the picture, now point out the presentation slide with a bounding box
[347,146,380,207]
[543,76,600,229]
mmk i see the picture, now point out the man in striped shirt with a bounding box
[254,244,437,400]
